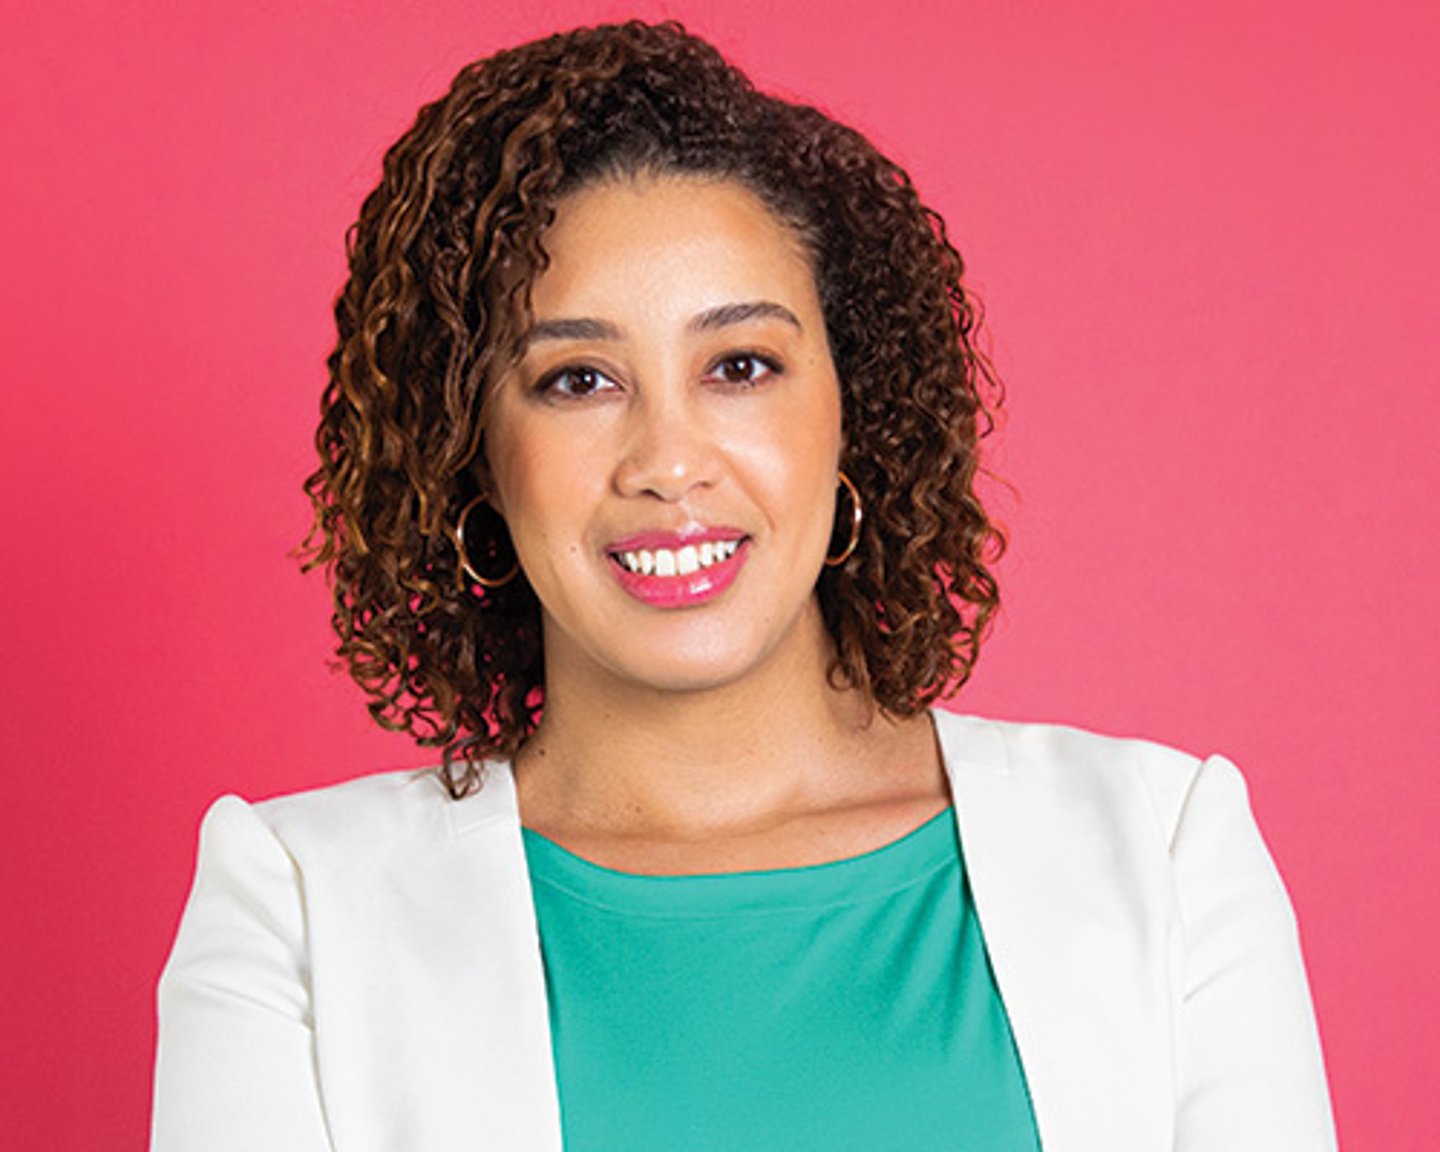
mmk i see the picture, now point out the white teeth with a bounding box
[616,540,741,576]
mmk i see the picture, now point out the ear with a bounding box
[468,435,507,519]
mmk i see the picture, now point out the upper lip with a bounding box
[606,526,747,553]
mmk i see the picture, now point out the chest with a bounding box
[524,812,1042,1151]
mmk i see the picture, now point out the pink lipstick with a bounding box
[607,529,749,608]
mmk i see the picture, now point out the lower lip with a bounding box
[608,542,749,608]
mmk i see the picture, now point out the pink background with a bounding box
[3,0,1436,1145]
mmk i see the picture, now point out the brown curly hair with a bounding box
[303,21,1004,797]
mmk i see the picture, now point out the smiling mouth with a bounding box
[612,540,742,577]
[605,534,750,608]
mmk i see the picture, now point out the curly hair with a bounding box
[303,21,1004,797]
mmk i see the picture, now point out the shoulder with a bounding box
[164,762,524,992]
[936,709,1295,947]
[933,709,1244,850]
[193,761,521,876]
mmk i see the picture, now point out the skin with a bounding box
[484,175,946,874]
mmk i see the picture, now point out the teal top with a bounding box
[522,809,1042,1152]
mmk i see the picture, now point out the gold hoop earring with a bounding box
[453,494,520,589]
[824,471,863,567]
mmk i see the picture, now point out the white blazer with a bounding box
[151,712,1336,1151]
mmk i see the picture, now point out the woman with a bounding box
[152,21,1335,1151]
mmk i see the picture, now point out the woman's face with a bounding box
[483,174,843,698]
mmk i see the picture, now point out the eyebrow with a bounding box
[525,317,622,344]
[688,300,802,333]
[524,300,802,346]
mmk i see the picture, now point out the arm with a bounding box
[1170,754,1336,1151]
[151,796,333,1151]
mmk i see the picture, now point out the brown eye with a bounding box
[708,353,780,386]
[538,364,618,399]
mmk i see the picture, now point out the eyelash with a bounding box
[534,364,617,399]
[534,352,783,399]
[705,351,782,387]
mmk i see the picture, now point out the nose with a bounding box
[612,387,720,502]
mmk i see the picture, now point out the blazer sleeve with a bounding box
[151,795,333,1151]
[1169,754,1336,1151]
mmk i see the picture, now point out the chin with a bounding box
[609,651,764,697]
[549,598,827,699]
[588,623,800,696]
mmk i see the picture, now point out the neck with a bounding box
[515,609,906,843]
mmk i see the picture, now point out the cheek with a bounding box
[488,409,571,510]
[732,402,841,534]
[774,381,843,481]
[487,424,606,556]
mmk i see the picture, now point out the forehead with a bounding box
[531,175,821,318]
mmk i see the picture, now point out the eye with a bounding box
[536,364,620,399]
[705,352,781,387]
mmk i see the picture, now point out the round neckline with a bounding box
[521,807,958,918]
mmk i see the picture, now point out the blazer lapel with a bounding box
[934,711,1174,1152]
[439,764,564,1150]
[319,764,563,1152]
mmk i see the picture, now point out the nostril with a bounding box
[613,440,719,502]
